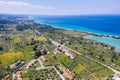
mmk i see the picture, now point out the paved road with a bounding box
[12,73,15,80]
[35,29,41,35]
[37,58,44,68]
[53,66,65,80]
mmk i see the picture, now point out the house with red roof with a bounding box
[65,50,75,59]
[40,56,47,62]
[112,73,120,80]
[62,68,74,80]
[3,74,10,79]
[10,61,21,68]
[26,59,37,68]
[15,71,22,80]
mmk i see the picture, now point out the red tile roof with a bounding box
[41,48,45,52]
[116,73,120,78]
[65,50,74,59]
[58,45,65,50]
[26,60,37,68]
[16,71,22,80]
[62,69,73,80]
[40,56,47,62]
[4,74,10,79]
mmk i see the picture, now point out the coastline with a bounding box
[30,16,120,39]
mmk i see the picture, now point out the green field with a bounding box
[0,51,23,67]
[72,64,84,74]
[44,53,72,68]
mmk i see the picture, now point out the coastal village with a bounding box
[2,32,120,80]
[2,35,75,80]
[0,15,120,80]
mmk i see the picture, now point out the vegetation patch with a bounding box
[22,68,61,80]
[35,36,47,41]
[44,54,72,68]
[74,55,114,79]
[17,46,34,62]
[72,64,84,74]
[0,51,23,67]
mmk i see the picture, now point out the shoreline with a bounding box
[30,16,120,40]
[39,22,120,40]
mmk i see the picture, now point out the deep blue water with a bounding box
[31,15,120,36]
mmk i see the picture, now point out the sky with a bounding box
[0,0,120,15]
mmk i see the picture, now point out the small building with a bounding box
[40,56,47,62]
[10,61,21,68]
[62,69,74,80]
[54,48,59,54]
[58,45,67,52]
[58,45,64,50]
[65,50,75,59]
[15,71,22,80]
[4,74,10,79]
[40,48,45,52]
[112,73,120,80]
[26,60,37,68]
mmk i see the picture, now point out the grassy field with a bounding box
[44,53,73,68]
[0,51,23,67]
[72,64,84,74]
[17,46,34,62]
[35,36,47,41]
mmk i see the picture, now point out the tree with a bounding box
[99,54,105,62]
[75,47,78,50]
[43,50,47,55]
[33,51,42,59]
[0,46,3,51]
[35,78,40,80]
[112,53,118,60]
[89,52,93,55]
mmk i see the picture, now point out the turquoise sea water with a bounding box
[31,15,120,37]
[85,36,120,52]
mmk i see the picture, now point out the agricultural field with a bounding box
[22,68,61,80]
[69,55,114,79]
[0,51,23,67]
[75,69,98,80]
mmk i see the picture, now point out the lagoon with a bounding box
[85,36,120,52]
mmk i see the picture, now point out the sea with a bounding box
[31,15,120,52]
